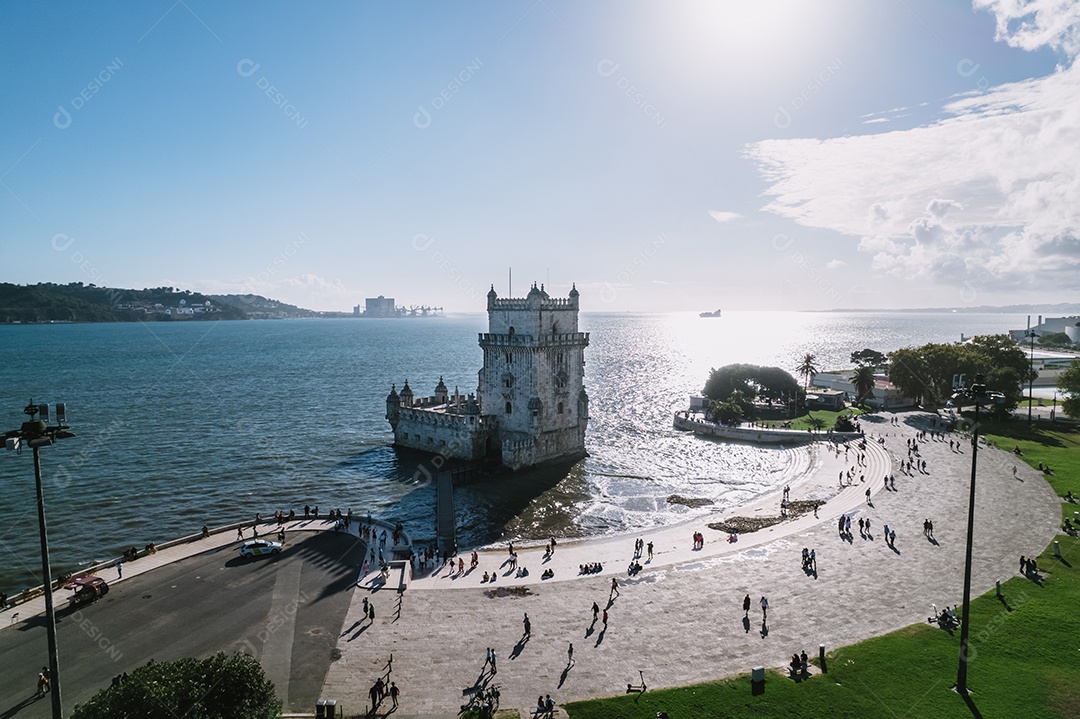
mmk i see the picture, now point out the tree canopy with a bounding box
[887,335,1032,414]
[850,365,877,405]
[703,364,800,405]
[796,353,819,389]
[71,653,281,719]
[850,348,888,368]
[1059,359,1080,419]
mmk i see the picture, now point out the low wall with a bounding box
[672,413,862,444]
[4,514,412,610]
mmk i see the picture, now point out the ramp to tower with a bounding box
[435,469,456,555]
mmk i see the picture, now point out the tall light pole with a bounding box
[1027,330,1038,426]
[5,400,75,719]
[956,376,988,696]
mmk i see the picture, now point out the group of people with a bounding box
[800,547,817,572]
[535,694,557,715]
[691,531,705,550]
[788,650,810,677]
[632,537,653,560]
[578,562,604,575]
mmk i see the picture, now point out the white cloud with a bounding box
[745,24,1080,294]
[826,259,846,269]
[973,0,1080,56]
[708,210,742,223]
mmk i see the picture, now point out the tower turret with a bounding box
[385,384,400,427]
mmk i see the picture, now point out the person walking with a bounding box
[490,648,497,674]
[647,541,653,560]
[760,595,769,620]
[865,488,872,505]
[610,577,619,599]
[743,593,751,616]
[592,601,600,622]
[117,561,123,579]
[523,612,531,638]
[602,609,608,627]
[567,642,574,666]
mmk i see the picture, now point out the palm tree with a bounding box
[797,353,819,389]
[851,365,877,406]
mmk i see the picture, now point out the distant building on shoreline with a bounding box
[353,296,443,317]
[385,282,589,471]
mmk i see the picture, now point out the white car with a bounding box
[238,539,282,558]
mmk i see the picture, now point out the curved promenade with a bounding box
[324,410,1060,716]
[1,411,1061,718]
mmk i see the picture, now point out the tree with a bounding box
[850,348,888,368]
[703,364,800,407]
[72,653,281,719]
[1040,331,1073,347]
[850,365,877,406]
[796,353,819,389]
[834,414,858,432]
[1059,359,1080,419]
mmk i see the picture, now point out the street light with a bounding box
[1027,330,1038,425]
[952,374,1005,696]
[4,400,75,719]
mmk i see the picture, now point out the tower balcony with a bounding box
[478,332,589,348]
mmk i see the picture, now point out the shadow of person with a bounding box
[742,615,751,634]
[584,622,595,638]
[928,537,940,546]
[558,664,571,688]
[595,627,606,647]
[0,694,39,719]
[890,543,901,555]
[510,636,528,660]
[760,621,769,639]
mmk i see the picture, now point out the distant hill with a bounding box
[829,303,1080,314]
[0,283,317,323]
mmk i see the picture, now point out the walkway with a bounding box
[322,411,1060,716]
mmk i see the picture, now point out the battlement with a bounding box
[489,296,576,310]
[478,332,589,347]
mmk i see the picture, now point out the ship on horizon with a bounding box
[699,308,722,318]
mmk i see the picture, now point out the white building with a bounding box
[386,283,589,470]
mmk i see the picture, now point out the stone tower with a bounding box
[478,282,590,468]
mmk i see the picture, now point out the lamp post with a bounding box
[1027,330,1038,425]
[956,376,986,697]
[4,400,75,719]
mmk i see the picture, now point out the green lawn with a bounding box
[787,407,864,432]
[567,420,1080,719]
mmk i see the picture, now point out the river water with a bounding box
[0,310,1027,591]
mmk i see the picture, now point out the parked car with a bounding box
[66,576,109,607]
[239,539,282,558]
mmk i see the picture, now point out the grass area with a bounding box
[787,407,865,432]
[567,419,1080,719]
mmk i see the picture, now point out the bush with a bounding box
[72,653,281,719]
[834,414,857,432]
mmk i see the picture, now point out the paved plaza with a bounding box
[1,411,1062,718]
[324,411,1060,716]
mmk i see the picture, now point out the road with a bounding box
[0,530,364,718]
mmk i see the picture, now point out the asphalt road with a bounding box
[0,530,364,718]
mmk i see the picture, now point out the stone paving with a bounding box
[323,411,1061,717]
[1,411,1062,718]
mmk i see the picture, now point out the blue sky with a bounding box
[2,1,1076,311]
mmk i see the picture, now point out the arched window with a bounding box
[505,402,513,415]
[557,402,564,414]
